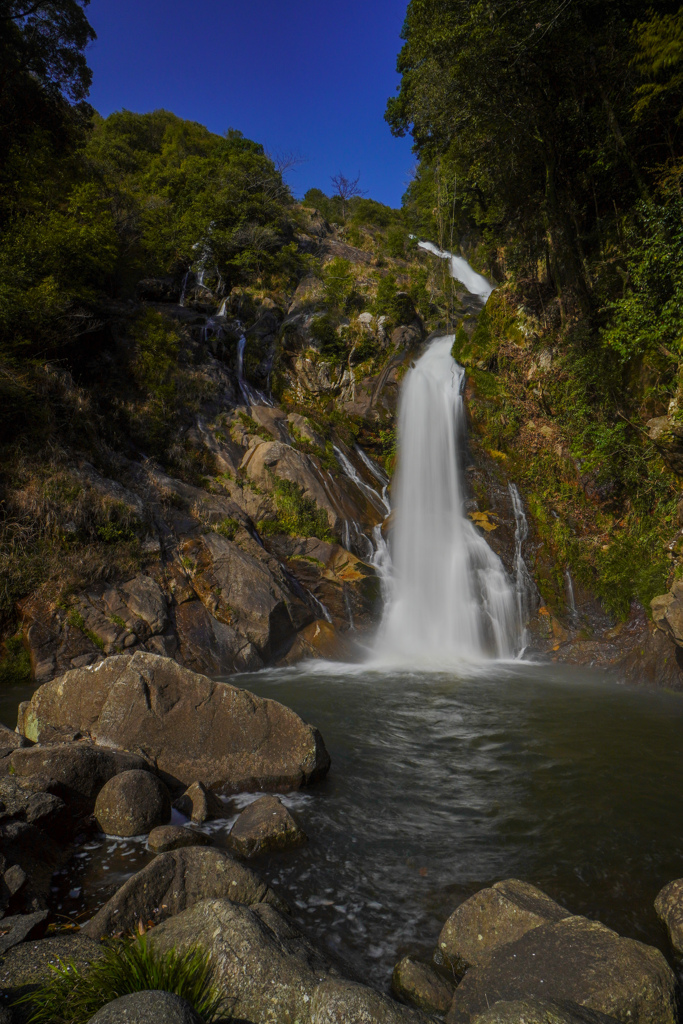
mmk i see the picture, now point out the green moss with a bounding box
[67,609,105,651]
[262,476,333,540]
[0,634,31,687]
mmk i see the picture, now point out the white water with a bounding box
[417,241,494,301]
[508,483,537,650]
[375,336,520,665]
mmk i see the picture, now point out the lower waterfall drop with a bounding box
[376,335,521,665]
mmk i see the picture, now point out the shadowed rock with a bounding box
[147,825,212,853]
[445,915,676,1024]
[469,999,619,1023]
[81,846,287,940]
[174,781,225,824]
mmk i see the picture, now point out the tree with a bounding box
[330,172,367,220]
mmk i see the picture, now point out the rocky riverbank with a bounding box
[1,653,682,1023]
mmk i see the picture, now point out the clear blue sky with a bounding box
[84,0,415,209]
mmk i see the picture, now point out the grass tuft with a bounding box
[22,933,224,1024]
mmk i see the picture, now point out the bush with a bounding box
[310,315,346,360]
[21,933,223,1024]
[261,476,332,540]
[0,634,31,687]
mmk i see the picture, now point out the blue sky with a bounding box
[84,0,415,209]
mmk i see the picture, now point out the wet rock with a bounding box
[81,845,286,940]
[94,770,171,837]
[9,744,151,813]
[118,576,169,637]
[228,795,307,858]
[147,825,212,853]
[18,653,330,792]
[654,877,683,954]
[87,990,201,1024]
[0,910,48,955]
[392,955,454,1013]
[445,915,676,1024]
[174,781,225,824]
[469,999,619,1023]
[150,898,429,1024]
[437,879,571,972]
[281,619,357,664]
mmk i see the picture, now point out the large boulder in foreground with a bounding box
[446,915,676,1024]
[150,897,429,1024]
[17,652,330,792]
[437,879,571,972]
[654,877,683,955]
[81,846,286,940]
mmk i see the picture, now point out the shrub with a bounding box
[21,933,223,1024]
[310,315,346,360]
[262,476,332,540]
[0,634,31,687]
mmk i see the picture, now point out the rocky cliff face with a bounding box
[5,220,422,686]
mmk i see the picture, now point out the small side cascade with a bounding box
[565,567,579,626]
[508,483,537,650]
[236,334,272,408]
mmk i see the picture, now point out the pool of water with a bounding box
[14,660,683,988]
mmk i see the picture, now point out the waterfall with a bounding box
[565,567,578,626]
[236,334,273,408]
[375,336,520,665]
[417,241,494,301]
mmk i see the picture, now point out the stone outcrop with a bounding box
[227,795,307,858]
[94,770,172,837]
[81,846,286,940]
[174,781,225,824]
[17,653,331,792]
[436,878,571,972]
[445,914,676,1024]
[150,897,429,1024]
[651,581,683,647]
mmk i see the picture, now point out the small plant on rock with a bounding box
[22,933,224,1024]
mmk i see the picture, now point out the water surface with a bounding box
[37,660,683,988]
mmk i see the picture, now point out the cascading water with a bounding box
[508,482,537,651]
[376,335,521,664]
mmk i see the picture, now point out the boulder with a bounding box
[445,915,676,1024]
[18,653,330,793]
[87,990,201,1024]
[0,776,68,837]
[94,770,171,837]
[437,879,571,972]
[654,877,683,954]
[174,599,263,676]
[174,781,225,824]
[651,582,683,647]
[228,795,307,858]
[392,955,454,1013]
[147,825,212,853]
[81,845,286,940]
[150,898,429,1024]
[8,744,151,813]
[0,821,66,910]
[470,999,619,1023]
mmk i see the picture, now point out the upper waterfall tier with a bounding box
[375,336,520,665]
